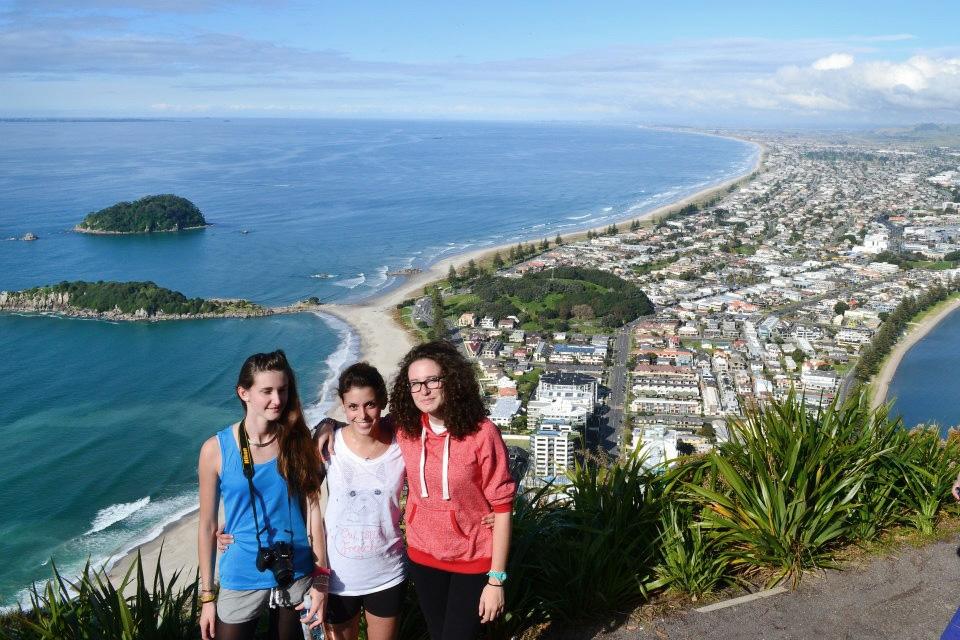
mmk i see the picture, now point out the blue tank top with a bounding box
[217,426,313,589]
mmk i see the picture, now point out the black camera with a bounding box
[256,541,295,588]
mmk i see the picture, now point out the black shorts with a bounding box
[326,580,407,625]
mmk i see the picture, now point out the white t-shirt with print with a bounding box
[325,428,407,595]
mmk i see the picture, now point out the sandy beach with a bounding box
[870,296,960,410]
[106,137,763,587]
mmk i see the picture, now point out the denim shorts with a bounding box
[216,575,313,624]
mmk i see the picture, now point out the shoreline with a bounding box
[73,223,211,235]
[0,301,319,322]
[870,295,960,410]
[105,132,763,588]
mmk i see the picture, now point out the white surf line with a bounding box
[694,586,788,613]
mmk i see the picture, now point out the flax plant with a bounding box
[895,426,960,535]
[1,552,199,640]
[647,505,730,599]
[531,451,664,625]
[684,392,894,587]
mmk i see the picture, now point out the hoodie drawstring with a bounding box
[419,414,451,500]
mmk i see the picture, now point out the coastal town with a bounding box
[405,131,960,485]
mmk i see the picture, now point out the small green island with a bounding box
[0,281,319,321]
[74,194,209,234]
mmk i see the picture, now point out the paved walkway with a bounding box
[548,535,960,640]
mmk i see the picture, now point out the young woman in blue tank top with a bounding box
[198,350,329,640]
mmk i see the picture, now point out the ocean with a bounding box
[0,118,756,605]
[888,308,960,433]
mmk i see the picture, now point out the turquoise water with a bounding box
[0,311,352,604]
[0,119,756,604]
[888,308,960,433]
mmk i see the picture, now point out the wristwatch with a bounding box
[487,570,508,583]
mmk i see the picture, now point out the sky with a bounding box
[2,0,959,126]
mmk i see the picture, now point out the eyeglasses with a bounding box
[408,376,444,393]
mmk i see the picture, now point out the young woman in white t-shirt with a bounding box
[322,362,407,640]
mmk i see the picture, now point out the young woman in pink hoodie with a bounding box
[388,340,516,640]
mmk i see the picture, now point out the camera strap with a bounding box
[238,420,294,555]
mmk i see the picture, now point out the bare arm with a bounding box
[489,511,511,575]
[479,511,511,623]
[197,437,221,640]
[300,493,329,627]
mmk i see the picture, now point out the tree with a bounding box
[571,304,595,321]
[540,238,549,251]
[833,301,849,316]
[466,259,479,279]
[447,264,458,286]
[430,288,445,340]
[492,252,504,269]
[676,441,696,456]
[555,233,563,246]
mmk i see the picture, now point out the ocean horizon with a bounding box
[0,118,757,605]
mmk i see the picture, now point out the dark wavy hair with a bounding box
[337,361,389,408]
[390,340,487,439]
[236,350,322,499]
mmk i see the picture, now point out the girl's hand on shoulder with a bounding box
[200,602,217,640]
[313,418,342,461]
[478,582,505,623]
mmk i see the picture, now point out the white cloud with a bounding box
[3,20,960,123]
[812,53,854,70]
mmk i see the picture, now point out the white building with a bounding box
[535,372,597,408]
[526,398,590,429]
[488,397,522,428]
[530,426,580,478]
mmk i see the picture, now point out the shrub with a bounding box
[684,392,894,587]
[1,551,199,640]
[647,505,731,599]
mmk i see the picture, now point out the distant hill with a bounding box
[870,123,960,145]
[449,267,653,331]
[75,194,208,234]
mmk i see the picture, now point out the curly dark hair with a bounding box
[390,340,487,439]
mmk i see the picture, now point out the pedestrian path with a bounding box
[554,536,960,640]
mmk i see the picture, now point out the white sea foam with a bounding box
[365,265,392,290]
[100,493,199,571]
[12,491,200,610]
[304,312,362,422]
[85,497,151,535]
[603,206,613,212]
[333,273,366,289]
[566,213,592,220]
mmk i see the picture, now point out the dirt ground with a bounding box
[543,535,960,640]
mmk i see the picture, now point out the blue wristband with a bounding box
[487,570,507,583]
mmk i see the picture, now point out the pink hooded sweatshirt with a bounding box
[398,414,516,573]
